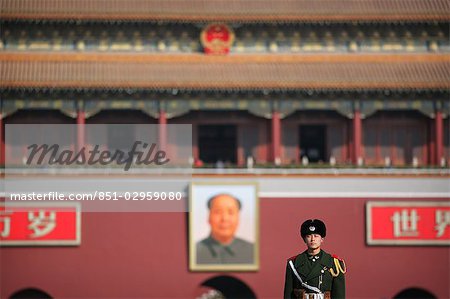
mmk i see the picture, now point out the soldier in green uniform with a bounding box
[284,219,346,299]
[196,193,254,264]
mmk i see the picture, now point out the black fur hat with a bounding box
[300,219,326,238]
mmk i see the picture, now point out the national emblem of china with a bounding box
[200,24,235,55]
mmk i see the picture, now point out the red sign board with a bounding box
[0,203,81,246]
[366,201,450,245]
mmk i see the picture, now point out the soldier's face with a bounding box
[304,234,323,249]
[208,195,240,244]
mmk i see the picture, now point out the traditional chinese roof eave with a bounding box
[1,86,449,94]
[2,52,448,64]
[2,82,448,91]
[1,53,449,91]
[1,13,449,23]
[1,0,449,23]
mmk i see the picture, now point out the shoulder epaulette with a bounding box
[329,254,347,277]
[332,254,345,262]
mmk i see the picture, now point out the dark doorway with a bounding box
[107,124,137,163]
[201,275,256,299]
[198,125,237,164]
[299,125,326,163]
[107,124,136,151]
[393,287,437,299]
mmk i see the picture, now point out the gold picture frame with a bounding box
[189,182,259,271]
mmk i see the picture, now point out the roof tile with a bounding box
[1,54,448,89]
[1,0,449,21]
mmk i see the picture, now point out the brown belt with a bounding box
[293,289,331,299]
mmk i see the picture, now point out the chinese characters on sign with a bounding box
[366,201,450,245]
[0,203,80,246]
[391,209,419,237]
[435,210,450,237]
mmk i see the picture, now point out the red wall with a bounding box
[1,197,449,298]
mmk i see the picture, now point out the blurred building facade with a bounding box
[1,0,449,167]
[0,1,449,299]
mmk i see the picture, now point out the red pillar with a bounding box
[435,110,443,166]
[192,125,199,163]
[347,119,353,164]
[159,109,167,153]
[237,126,244,166]
[77,110,85,151]
[271,111,281,164]
[353,109,362,165]
[428,120,436,165]
[0,114,4,166]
